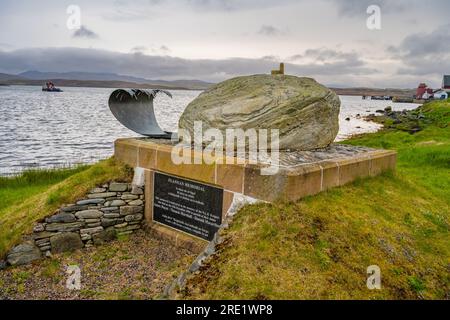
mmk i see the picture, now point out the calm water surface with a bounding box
[0,85,418,175]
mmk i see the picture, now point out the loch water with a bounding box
[0,85,418,175]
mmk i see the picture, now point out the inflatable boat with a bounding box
[42,87,63,92]
[42,81,63,92]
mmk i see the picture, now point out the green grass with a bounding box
[1,100,448,300]
[0,166,90,211]
[183,99,450,300]
[0,158,132,258]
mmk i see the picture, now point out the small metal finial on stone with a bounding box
[271,63,285,75]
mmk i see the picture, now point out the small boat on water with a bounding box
[370,95,392,101]
[42,81,63,92]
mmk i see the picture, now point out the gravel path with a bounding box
[0,230,198,300]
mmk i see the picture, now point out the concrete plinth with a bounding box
[115,137,396,228]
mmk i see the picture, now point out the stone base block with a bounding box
[115,138,397,204]
[115,138,396,244]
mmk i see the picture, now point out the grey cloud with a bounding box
[185,0,299,11]
[258,25,284,36]
[287,48,368,73]
[0,47,376,83]
[102,6,154,21]
[393,24,450,57]
[109,0,450,14]
[130,46,148,53]
[186,0,235,11]
[390,24,450,76]
[131,45,171,55]
[329,0,450,17]
[149,45,171,55]
[102,0,240,21]
[110,0,298,13]
[72,26,99,39]
[260,55,279,61]
[290,48,361,62]
[0,43,12,49]
[328,0,406,16]
[159,45,171,53]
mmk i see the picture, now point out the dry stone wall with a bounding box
[4,182,145,267]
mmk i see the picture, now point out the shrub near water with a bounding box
[183,99,449,300]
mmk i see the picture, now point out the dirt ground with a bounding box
[0,230,198,300]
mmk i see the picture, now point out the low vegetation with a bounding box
[0,230,197,299]
[0,158,132,258]
[0,166,89,211]
[0,100,448,300]
[182,99,449,299]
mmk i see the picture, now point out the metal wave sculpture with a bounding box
[108,89,173,138]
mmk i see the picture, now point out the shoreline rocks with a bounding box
[365,105,426,134]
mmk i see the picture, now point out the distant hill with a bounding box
[331,87,415,98]
[17,71,213,90]
[148,79,216,90]
[0,73,25,81]
[19,71,151,83]
[2,78,206,91]
[1,71,416,95]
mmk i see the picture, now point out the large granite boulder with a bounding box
[178,74,340,150]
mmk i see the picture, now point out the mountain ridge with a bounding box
[0,71,415,96]
[17,70,213,90]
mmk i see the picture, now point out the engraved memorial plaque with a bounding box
[153,172,223,241]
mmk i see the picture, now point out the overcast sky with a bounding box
[0,0,449,88]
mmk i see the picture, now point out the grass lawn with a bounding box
[182,99,450,300]
[0,158,132,258]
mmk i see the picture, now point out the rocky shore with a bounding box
[365,105,427,134]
